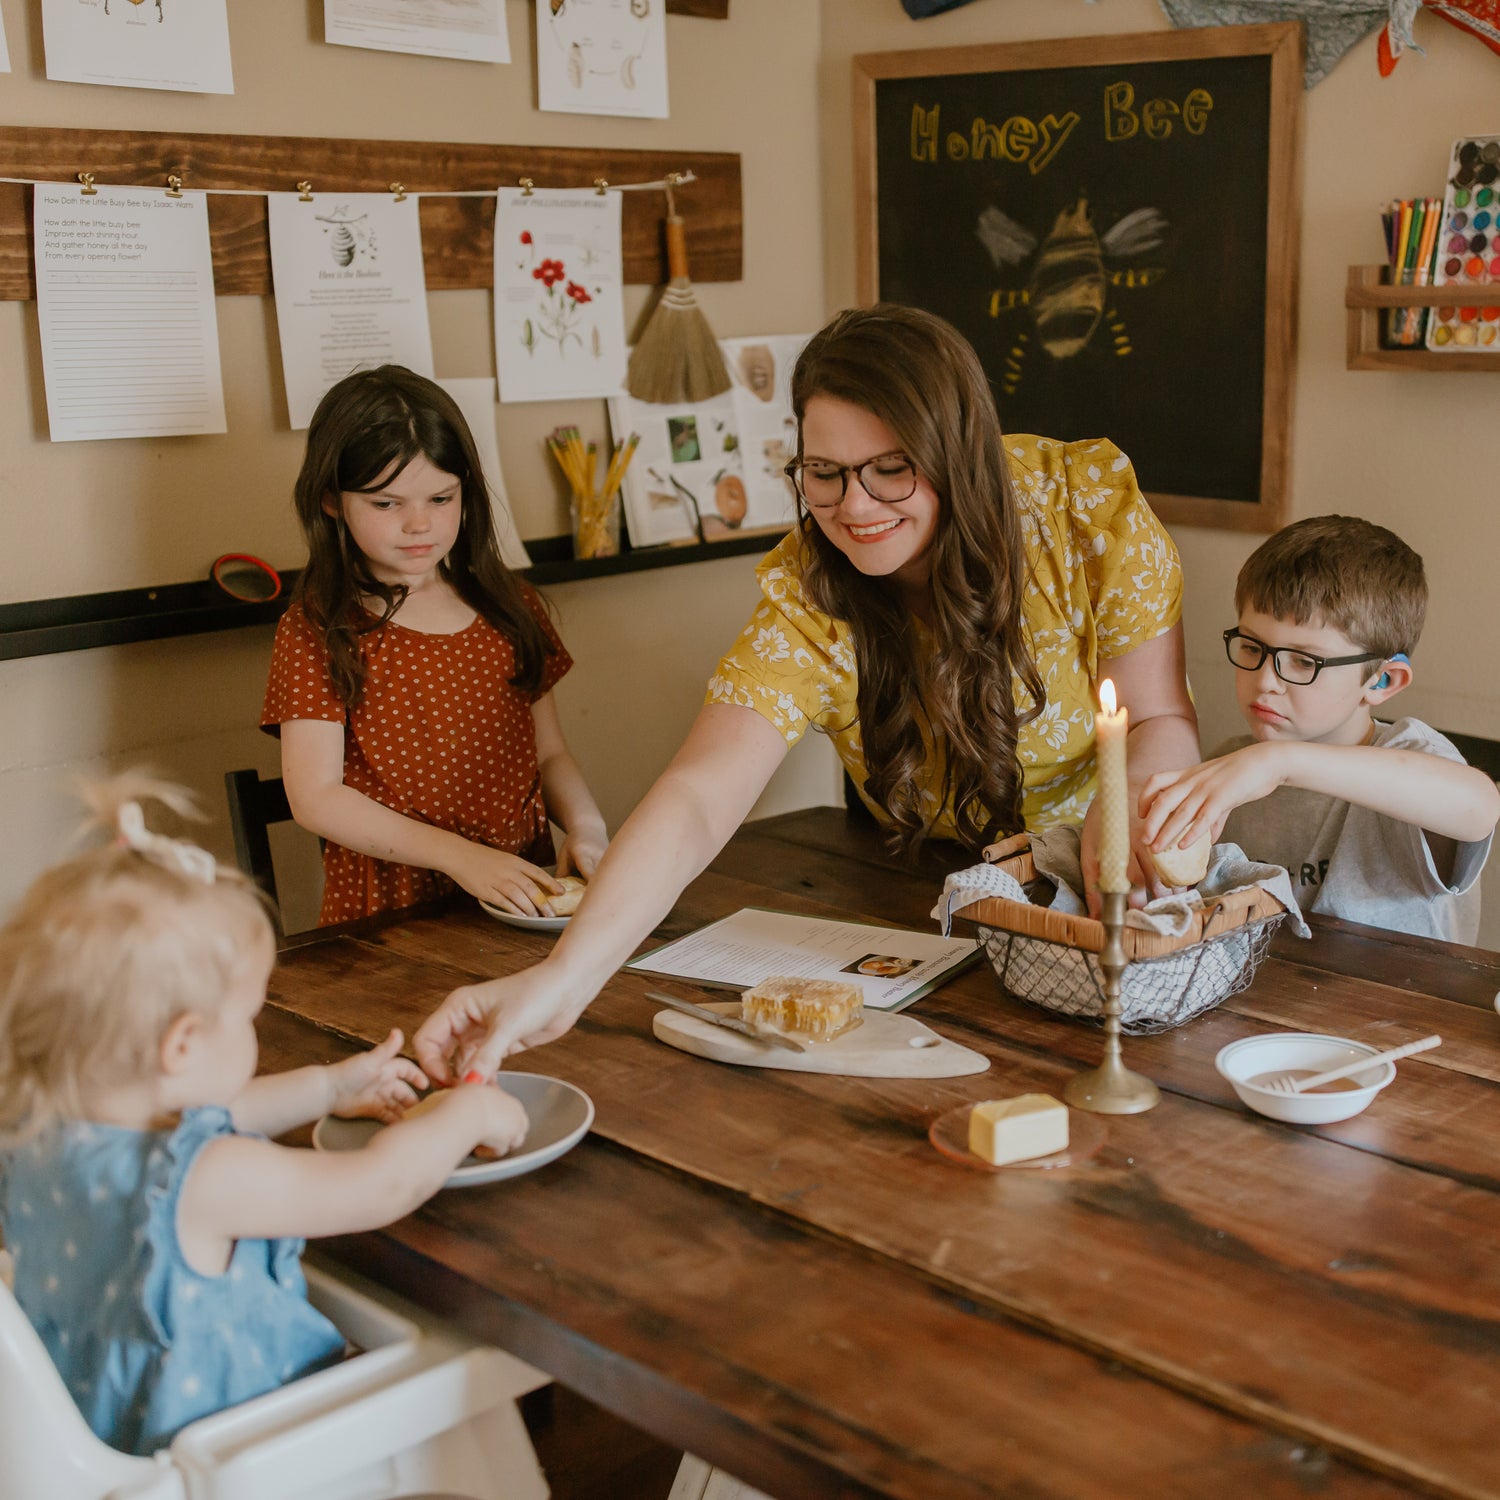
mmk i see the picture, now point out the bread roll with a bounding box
[546,875,587,916]
[1148,833,1212,888]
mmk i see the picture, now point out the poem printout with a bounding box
[34,185,227,442]
[268,193,436,429]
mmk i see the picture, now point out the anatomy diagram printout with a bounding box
[42,0,234,94]
[34,185,227,442]
[268,192,435,429]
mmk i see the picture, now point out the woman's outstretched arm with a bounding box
[415,702,790,1081]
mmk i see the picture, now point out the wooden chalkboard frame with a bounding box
[852,24,1303,533]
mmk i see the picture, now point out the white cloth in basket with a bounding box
[931,828,1307,1033]
[932,827,1308,940]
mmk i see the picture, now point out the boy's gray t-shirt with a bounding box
[1215,717,1491,944]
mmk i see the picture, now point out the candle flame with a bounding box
[1099,678,1117,715]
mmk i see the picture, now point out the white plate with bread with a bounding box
[312,1072,594,1188]
[479,874,587,932]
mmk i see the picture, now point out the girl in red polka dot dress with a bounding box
[261,366,608,926]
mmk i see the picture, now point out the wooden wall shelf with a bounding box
[1346,265,1500,371]
[0,127,742,300]
[0,531,777,662]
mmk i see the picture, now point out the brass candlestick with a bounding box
[1063,890,1160,1114]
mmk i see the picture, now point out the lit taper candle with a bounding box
[1095,678,1130,894]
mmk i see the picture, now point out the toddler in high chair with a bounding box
[263,364,607,925]
[0,778,528,1456]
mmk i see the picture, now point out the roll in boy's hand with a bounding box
[327,1027,429,1124]
[1140,743,1287,857]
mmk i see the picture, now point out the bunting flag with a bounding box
[1380,0,1500,72]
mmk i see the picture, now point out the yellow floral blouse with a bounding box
[705,434,1182,839]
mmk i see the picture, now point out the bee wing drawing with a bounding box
[975,207,1037,269]
[1101,207,1168,257]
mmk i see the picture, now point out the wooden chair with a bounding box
[223,768,295,932]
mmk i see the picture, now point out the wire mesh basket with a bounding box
[953,835,1290,1035]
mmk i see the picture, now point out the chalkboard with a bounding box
[853,24,1302,532]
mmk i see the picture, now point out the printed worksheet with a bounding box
[324,0,509,63]
[628,908,980,1012]
[436,377,532,570]
[34,185,226,442]
[268,192,435,429]
[535,0,668,119]
[42,0,234,94]
[493,187,627,403]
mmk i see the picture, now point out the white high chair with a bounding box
[0,1248,551,1500]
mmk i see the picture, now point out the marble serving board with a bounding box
[652,1001,990,1078]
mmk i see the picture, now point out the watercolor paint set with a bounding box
[1425,135,1500,351]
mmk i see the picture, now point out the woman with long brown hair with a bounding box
[415,305,1199,1076]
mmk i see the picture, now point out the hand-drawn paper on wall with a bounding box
[535,0,668,119]
[268,192,435,429]
[436,377,532,569]
[324,0,510,64]
[0,6,10,73]
[610,333,807,548]
[34,185,226,442]
[494,187,627,403]
[42,0,234,93]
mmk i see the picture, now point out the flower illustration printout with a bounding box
[267,192,435,429]
[494,187,627,403]
[535,0,667,120]
[41,0,233,93]
[324,0,509,64]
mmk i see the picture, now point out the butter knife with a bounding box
[645,990,807,1053]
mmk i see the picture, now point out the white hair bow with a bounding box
[116,801,218,885]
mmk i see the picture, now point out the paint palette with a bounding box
[1425,136,1500,351]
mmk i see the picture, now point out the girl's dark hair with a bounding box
[292,365,551,707]
[791,304,1044,859]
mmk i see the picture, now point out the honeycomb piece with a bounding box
[741,975,863,1041]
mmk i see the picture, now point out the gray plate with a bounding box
[312,1072,594,1188]
[479,900,569,933]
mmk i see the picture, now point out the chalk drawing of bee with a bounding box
[976,195,1167,396]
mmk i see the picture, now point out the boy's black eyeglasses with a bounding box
[783,453,919,509]
[1223,629,1382,686]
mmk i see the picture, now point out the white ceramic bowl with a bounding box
[1214,1032,1396,1124]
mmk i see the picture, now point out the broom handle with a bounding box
[664,216,690,281]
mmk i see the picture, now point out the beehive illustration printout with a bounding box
[267,192,435,429]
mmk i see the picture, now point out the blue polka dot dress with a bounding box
[0,1106,346,1456]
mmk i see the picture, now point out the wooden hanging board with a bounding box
[0,126,742,300]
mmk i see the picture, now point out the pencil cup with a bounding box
[1380,266,1428,350]
[571,492,620,560]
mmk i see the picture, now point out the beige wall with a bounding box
[819,0,1500,947]
[0,0,839,923]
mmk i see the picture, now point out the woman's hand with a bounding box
[326,1028,428,1123]
[1140,744,1286,854]
[443,841,565,916]
[555,821,608,881]
[414,967,585,1086]
[1079,798,1178,916]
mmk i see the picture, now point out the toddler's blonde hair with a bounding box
[0,774,273,1144]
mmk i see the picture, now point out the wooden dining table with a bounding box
[261,807,1500,1500]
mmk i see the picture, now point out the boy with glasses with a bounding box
[1141,516,1497,941]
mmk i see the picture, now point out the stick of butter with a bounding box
[968,1094,1069,1165]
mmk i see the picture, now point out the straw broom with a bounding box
[626,174,731,405]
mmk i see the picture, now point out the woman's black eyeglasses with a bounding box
[1223,628,1382,686]
[783,453,919,510]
